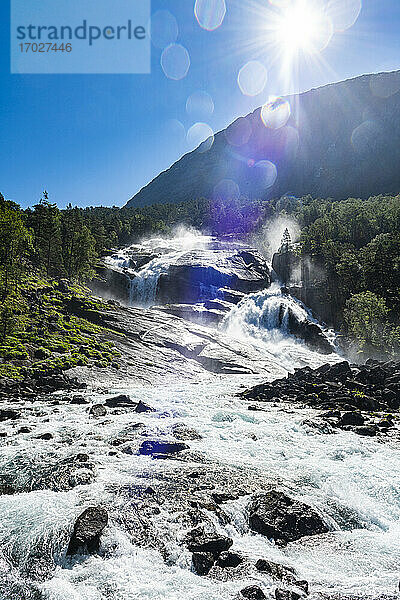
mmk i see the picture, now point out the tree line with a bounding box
[1,189,400,355]
[275,194,400,355]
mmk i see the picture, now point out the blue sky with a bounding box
[0,0,399,208]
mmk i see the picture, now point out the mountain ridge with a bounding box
[126,70,400,208]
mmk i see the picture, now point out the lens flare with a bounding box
[164,119,186,145]
[214,179,241,201]
[150,10,179,49]
[238,61,268,97]
[351,121,381,157]
[255,160,278,189]
[261,98,291,129]
[161,44,190,81]
[225,117,252,147]
[187,123,214,152]
[326,0,362,32]
[370,72,400,99]
[194,0,226,31]
[186,91,215,118]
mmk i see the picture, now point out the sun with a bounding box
[273,0,333,56]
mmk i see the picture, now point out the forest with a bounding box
[0,190,399,359]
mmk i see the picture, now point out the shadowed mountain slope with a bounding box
[126,71,400,208]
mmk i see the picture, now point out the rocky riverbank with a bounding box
[241,359,400,438]
[1,374,399,600]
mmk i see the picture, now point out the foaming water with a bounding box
[105,231,212,307]
[0,377,399,599]
[221,285,337,372]
[105,231,252,308]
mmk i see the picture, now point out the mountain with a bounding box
[126,71,400,208]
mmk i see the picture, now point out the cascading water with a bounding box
[105,231,213,307]
[3,232,398,600]
[221,284,337,372]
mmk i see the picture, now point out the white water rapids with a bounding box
[1,378,399,599]
[1,232,399,599]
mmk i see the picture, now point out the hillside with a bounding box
[126,71,400,208]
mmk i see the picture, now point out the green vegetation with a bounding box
[1,187,400,368]
[275,194,400,356]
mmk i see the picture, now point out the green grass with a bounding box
[0,276,119,381]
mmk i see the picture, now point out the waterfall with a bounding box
[221,284,336,367]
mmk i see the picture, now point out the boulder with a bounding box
[192,552,215,575]
[275,589,302,600]
[240,585,266,599]
[105,395,154,413]
[71,395,88,405]
[67,506,108,555]
[353,425,377,437]
[186,529,233,556]
[105,394,132,408]
[89,404,107,418]
[138,440,189,456]
[255,559,297,582]
[248,491,329,543]
[0,409,20,422]
[340,412,364,426]
[36,433,53,441]
[135,400,155,413]
[286,311,334,355]
[172,423,202,440]
[216,551,243,568]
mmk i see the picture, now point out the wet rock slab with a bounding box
[248,491,329,544]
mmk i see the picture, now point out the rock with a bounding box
[135,400,154,413]
[186,529,233,556]
[105,395,154,413]
[324,361,352,380]
[212,492,238,504]
[295,581,309,595]
[0,409,20,422]
[89,404,107,418]
[248,491,329,543]
[287,313,334,355]
[255,559,297,581]
[192,552,215,575]
[156,247,270,304]
[34,348,49,360]
[216,551,243,568]
[218,288,246,304]
[353,425,377,437]
[71,395,88,405]
[172,423,202,440]
[378,419,393,429]
[155,303,226,327]
[36,433,53,441]
[67,506,108,555]
[18,426,31,434]
[240,585,266,599]
[105,394,132,408]
[275,589,302,600]
[340,412,364,426]
[138,440,189,456]
[76,453,89,462]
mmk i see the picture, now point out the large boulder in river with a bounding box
[67,507,108,555]
[286,309,334,355]
[248,491,328,543]
[156,247,270,304]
